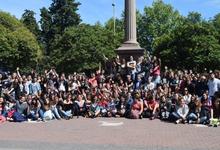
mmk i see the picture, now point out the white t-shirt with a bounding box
[183,94,192,105]
[127,60,137,74]
[59,82,66,92]
[208,78,220,97]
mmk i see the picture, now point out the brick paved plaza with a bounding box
[0,118,220,150]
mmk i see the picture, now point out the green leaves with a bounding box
[40,0,81,56]
[0,11,41,71]
[138,0,182,52]
[154,17,220,71]
[21,10,40,38]
[135,0,220,71]
[50,24,118,73]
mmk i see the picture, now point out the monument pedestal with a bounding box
[116,43,144,60]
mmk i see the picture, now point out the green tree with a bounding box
[186,11,202,24]
[104,17,124,45]
[0,11,41,71]
[138,0,182,52]
[213,13,220,44]
[21,9,40,38]
[40,7,52,55]
[49,0,81,34]
[50,24,117,72]
[40,0,81,56]
[213,13,220,30]
[154,18,220,71]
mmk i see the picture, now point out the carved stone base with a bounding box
[115,43,145,61]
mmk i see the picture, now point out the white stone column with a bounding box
[125,0,137,44]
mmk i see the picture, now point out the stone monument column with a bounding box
[125,0,137,44]
[116,0,144,60]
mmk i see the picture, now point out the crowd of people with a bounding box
[0,55,220,126]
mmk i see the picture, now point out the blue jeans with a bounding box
[58,109,72,119]
[28,109,44,120]
[153,75,161,85]
[1,110,7,117]
[187,113,198,121]
[200,116,208,124]
[171,112,181,120]
[51,107,61,119]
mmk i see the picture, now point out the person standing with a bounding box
[208,72,220,99]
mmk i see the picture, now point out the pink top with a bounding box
[89,77,97,87]
[152,66,160,76]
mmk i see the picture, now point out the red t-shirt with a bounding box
[98,100,108,108]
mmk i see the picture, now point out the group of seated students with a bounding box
[0,55,220,126]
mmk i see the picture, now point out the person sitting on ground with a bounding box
[88,96,100,118]
[172,96,189,124]
[107,96,117,117]
[130,92,143,119]
[27,96,44,121]
[169,93,179,121]
[0,97,6,123]
[50,94,62,120]
[6,92,28,122]
[75,94,87,117]
[143,92,159,120]
[116,95,127,117]
[58,94,73,120]
[98,96,109,117]
[199,93,212,124]
[159,95,172,121]
[183,88,192,105]
[187,95,202,124]
[40,96,54,121]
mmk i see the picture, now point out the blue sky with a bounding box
[0,0,219,25]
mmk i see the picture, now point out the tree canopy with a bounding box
[40,0,81,55]
[21,9,40,38]
[0,11,41,71]
[50,24,119,73]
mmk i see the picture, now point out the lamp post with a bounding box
[112,0,116,35]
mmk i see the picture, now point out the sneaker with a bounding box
[139,115,143,119]
[188,120,196,124]
[175,119,181,124]
[150,116,155,120]
[183,120,187,124]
